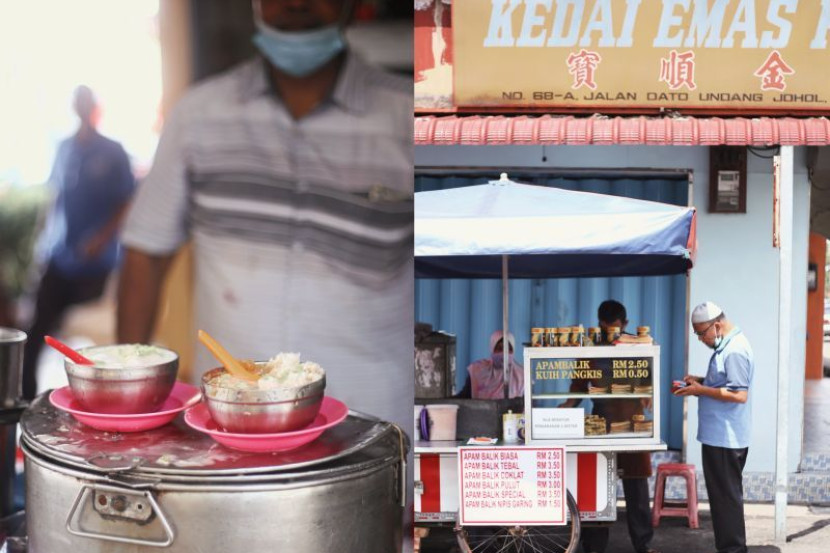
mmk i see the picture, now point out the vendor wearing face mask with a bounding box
[456,330,524,399]
[674,302,754,553]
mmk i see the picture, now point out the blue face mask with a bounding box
[712,332,723,350]
[253,20,345,77]
[491,353,514,368]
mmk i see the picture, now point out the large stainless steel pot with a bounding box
[21,394,406,552]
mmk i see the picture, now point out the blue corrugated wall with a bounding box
[415,173,690,449]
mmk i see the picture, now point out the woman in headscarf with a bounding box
[456,330,524,399]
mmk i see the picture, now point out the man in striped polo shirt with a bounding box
[117,0,413,437]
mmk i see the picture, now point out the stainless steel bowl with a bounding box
[201,365,325,434]
[64,345,179,414]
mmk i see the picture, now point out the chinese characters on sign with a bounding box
[567,49,602,90]
[754,50,795,91]
[459,447,567,525]
[659,50,697,91]
[448,0,830,111]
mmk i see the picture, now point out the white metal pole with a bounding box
[502,255,510,400]
[774,146,793,542]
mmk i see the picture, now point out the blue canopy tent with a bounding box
[414,174,697,397]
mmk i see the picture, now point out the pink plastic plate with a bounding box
[50,382,201,433]
[184,396,349,453]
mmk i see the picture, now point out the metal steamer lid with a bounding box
[21,394,405,483]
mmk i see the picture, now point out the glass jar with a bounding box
[570,325,584,347]
[546,327,558,347]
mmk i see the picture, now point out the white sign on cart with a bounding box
[458,447,567,526]
[532,408,584,439]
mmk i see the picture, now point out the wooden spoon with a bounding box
[197,330,258,382]
[44,335,94,365]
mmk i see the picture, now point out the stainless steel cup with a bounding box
[0,328,26,409]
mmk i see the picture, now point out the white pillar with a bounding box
[774,145,793,542]
[502,255,510,399]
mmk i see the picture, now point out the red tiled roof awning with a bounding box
[414,115,830,146]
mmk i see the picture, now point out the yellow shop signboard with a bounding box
[453,0,830,112]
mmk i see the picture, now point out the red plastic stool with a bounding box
[651,463,699,529]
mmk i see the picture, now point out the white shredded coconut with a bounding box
[85,344,176,368]
[210,352,324,391]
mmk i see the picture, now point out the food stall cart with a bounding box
[414,176,696,552]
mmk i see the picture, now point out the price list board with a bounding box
[524,345,662,443]
[458,447,566,526]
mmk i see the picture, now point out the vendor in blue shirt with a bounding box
[674,301,754,553]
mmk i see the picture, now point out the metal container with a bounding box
[20,394,406,552]
[65,345,178,414]
[0,328,26,520]
[0,328,25,409]
[201,366,325,433]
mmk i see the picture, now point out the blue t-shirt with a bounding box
[43,132,135,277]
[697,327,754,449]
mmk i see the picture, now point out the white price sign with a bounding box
[458,447,567,526]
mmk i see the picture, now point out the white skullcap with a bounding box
[691,301,723,324]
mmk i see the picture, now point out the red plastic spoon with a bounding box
[44,336,94,365]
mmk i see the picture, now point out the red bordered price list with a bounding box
[458,447,566,526]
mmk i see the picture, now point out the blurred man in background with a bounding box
[118,0,412,438]
[22,85,135,399]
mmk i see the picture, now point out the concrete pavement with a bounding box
[419,502,830,553]
[605,502,830,553]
